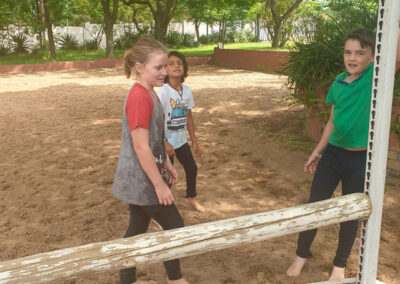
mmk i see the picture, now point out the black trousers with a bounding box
[169,143,198,198]
[119,203,184,283]
[296,144,367,268]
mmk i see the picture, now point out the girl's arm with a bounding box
[304,106,335,174]
[165,154,178,185]
[131,127,174,206]
[187,109,200,156]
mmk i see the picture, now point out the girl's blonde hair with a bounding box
[123,37,167,78]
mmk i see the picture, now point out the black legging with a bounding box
[296,144,367,268]
[169,142,198,198]
[119,203,184,284]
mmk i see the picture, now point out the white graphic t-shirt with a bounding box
[157,83,195,149]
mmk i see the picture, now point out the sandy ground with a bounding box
[0,65,399,284]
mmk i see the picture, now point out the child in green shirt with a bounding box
[286,28,400,281]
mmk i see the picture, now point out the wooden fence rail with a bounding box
[0,193,371,284]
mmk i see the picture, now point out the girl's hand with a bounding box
[166,160,178,185]
[304,152,322,174]
[166,142,175,157]
[154,182,174,206]
[192,141,201,157]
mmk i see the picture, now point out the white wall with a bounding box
[0,21,262,50]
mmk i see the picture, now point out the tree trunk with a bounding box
[43,0,56,59]
[40,0,46,50]
[104,23,115,58]
[101,0,118,58]
[271,21,281,48]
[34,0,43,50]
[153,13,169,44]
[194,20,200,42]
[218,21,226,43]
[256,18,260,42]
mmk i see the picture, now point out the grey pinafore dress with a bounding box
[112,84,167,205]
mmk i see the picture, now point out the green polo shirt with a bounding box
[326,63,374,148]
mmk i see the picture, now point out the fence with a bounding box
[0,193,371,284]
[0,21,261,50]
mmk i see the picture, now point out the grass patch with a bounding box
[0,42,289,65]
[0,49,112,65]
[175,42,289,57]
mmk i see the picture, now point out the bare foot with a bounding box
[328,266,345,280]
[286,256,307,277]
[167,278,189,284]
[133,280,158,284]
[185,198,205,212]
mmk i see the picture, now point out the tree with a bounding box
[122,0,181,43]
[0,0,46,50]
[262,0,304,48]
[40,0,71,58]
[181,0,208,41]
[205,0,255,43]
[42,0,56,58]
[101,0,119,58]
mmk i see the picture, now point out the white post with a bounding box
[357,1,400,283]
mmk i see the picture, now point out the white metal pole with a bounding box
[357,0,400,283]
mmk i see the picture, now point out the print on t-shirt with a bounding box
[167,98,188,132]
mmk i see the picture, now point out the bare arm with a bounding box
[187,109,201,156]
[131,127,174,205]
[304,106,335,174]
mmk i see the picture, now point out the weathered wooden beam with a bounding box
[0,193,371,284]
[308,278,357,284]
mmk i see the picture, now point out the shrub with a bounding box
[0,44,9,56]
[181,33,198,47]
[81,38,99,50]
[284,0,378,122]
[11,33,30,54]
[224,32,235,43]
[114,30,140,49]
[166,31,199,47]
[198,33,219,44]
[166,31,181,47]
[58,34,79,50]
[234,30,257,43]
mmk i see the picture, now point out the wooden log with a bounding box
[0,193,371,284]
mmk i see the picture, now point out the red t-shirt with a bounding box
[126,83,160,131]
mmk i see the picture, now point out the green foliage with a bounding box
[11,33,30,54]
[166,31,182,46]
[114,30,140,49]
[166,31,198,48]
[198,33,220,44]
[257,0,304,47]
[285,0,378,122]
[81,38,100,50]
[180,33,198,47]
[58,34,80,50]
[232,29,257,43]
[190,0,255,43]
[392,113,400,135]
[0,43,9,56]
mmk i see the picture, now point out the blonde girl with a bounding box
[112,38,189,284]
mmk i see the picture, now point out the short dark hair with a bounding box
[345,28,376,54]
[165,51,189,83]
